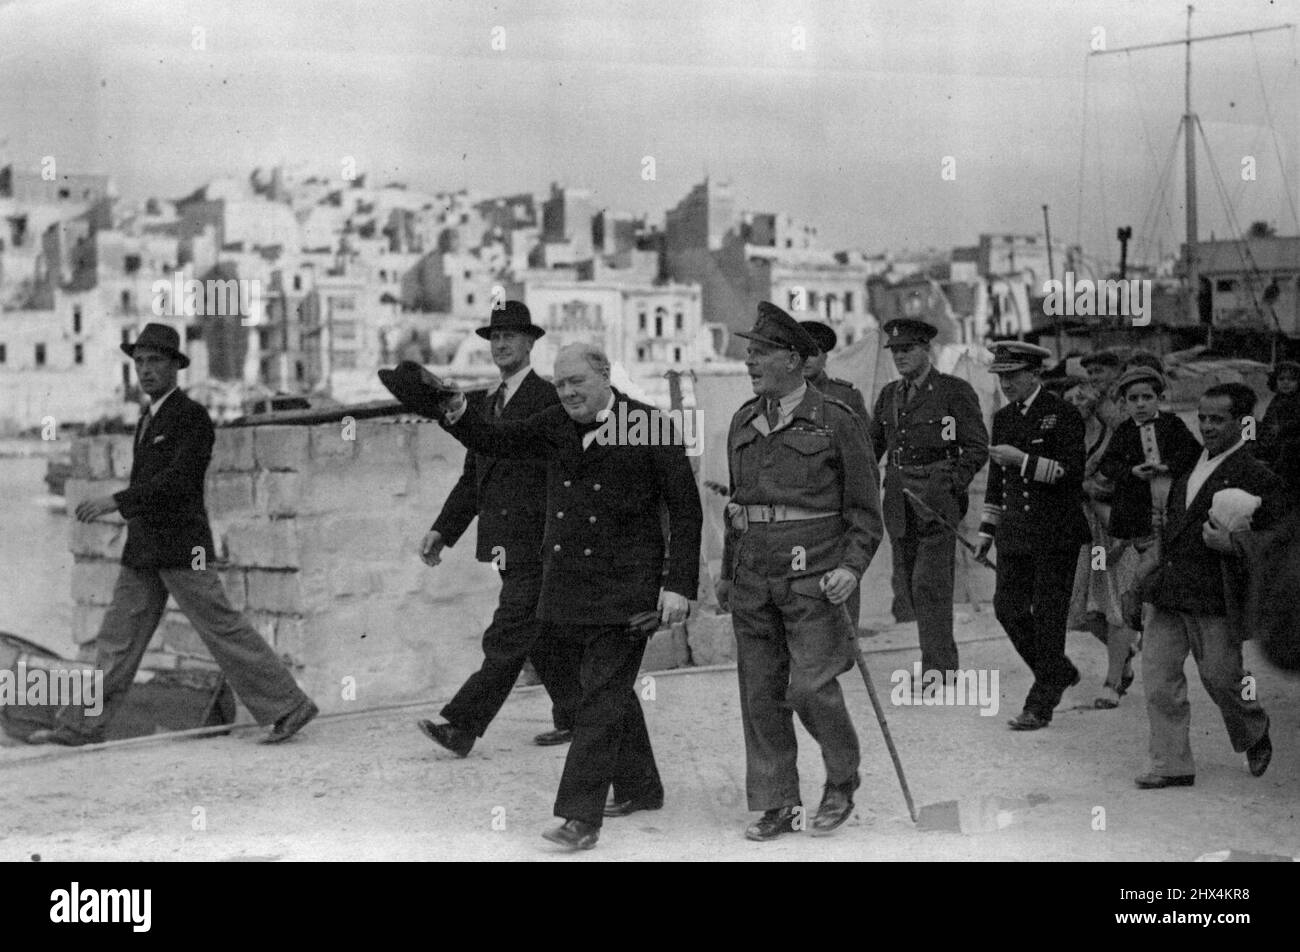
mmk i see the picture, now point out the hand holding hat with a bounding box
[377,361,463,418]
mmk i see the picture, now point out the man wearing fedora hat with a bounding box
[414,301,580,757]
[29,323,318,746]
[716,302,883,841]
[870,318,989,679]
[976,341,1090,731]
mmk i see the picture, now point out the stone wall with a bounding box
[65,419,719,716]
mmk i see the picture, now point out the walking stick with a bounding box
[839,600,919,824]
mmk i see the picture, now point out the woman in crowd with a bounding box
[1258,360,1300,469]
[1064,378,1137,709]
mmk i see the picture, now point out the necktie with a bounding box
[136,408,151,448]
[492,385,506,419]
[765,398,781,431]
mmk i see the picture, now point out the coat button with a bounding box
[589,516,597,523]
[593,483,601,491]
[564,480,572,487]
[584,548,592,556]
[553,544,562,552]
[556,512,564,518]
[500,509,508,515]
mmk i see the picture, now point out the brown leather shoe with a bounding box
[542,819,599,850]
[811,782,856,835]
[259,700,319,745]
[604,789,664,818]
[1008,710,1050,731]
[1134,773,1195,789]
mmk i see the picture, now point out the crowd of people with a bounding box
[29,307,1300,853]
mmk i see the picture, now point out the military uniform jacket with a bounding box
[808,371,872,432]
[869,370,989,538]
[443,389,703,627]
[978,387,1090,555]
[112,389,217,570]
[431,370,557,564]
[721,387,883,582]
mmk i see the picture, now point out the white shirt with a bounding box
[1184,440,1245,508]
[493,364,531,409]
[139,386,177,439]
[755,382,807,434]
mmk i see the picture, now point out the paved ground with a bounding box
[3,607,1297,862]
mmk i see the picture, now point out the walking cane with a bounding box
[828,584,919,824]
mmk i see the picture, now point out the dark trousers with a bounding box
[57,565,309,739]
[994,548,1080,719]
[890,505,959,672]
[440,561,579,736]
[732,569,861,812]
[551,624,662,828]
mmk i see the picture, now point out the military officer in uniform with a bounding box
[976,341,1090,731]
[869,318,989,677]
[715,302,884,841]
[801,319,874,632]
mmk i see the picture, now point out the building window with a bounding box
[655,307,666,338]
[637,345,647,361]
[844,292,854,313]
[466,293,475,306]
[673,346,682,362]
[72,305,82,334]
[1215,279,1236,293]
[35,343,46,366]
[0,344,6,364]
[122,363,131,390]
[121,290,132,311]
[124,254,141,274]
[808,291,819,309]
[638,310,647,332]
[674,311,683,331]
[333,320,357,341]
[293,275,302,291]
[121,328,131,345]
[464,270,472,280]
[296,361,305,382]
[74,343,83,365]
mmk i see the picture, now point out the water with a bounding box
[0,450,77,659]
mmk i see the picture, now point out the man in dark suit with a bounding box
[29,323,317,747]
[415,302,579,756]
[976,341,1090,731]
[1134,383,1287,788]
[870,319,989,675]
[434,342,702,850]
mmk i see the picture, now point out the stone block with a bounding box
[356,420,414,466]
[109,436,137,479]
[64,479,128,523]
[253,425,310,471]
[71,604,107,645]
[70,436,115,480]
[254,470,301,516]
[223,518,299,569]
[69,520,127,560]
[309,421,358,464]
[70,559,123,607]
[685,609,735,665]
[246,569,305,615]
[205,472,255,515]
[296,463,410,514]
[211,426,255,472]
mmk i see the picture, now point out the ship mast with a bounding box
[1091,6,1293,333]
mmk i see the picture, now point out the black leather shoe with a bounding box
[533,728,573,746]
[1008,710,1050,731]
[417,719,474,757]
[604,790,664,818]
[541,819,599,850]
[1247,731,1272,778]
[812,782,856,835]
[1135,773,1195,789]
[26,727,96,747]
[744,805,802,842]
[260,699,319,745]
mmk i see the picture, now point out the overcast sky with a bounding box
[1,0,1296,270]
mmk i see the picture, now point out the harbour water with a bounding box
[0,442,77,659]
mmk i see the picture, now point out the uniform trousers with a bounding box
[993,548,1080,719]
[890,503,959,672]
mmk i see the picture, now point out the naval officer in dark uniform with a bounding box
[869,319,988,676]
[975,341,1090,731]
[801,319,874,632]
[715,302,883,841]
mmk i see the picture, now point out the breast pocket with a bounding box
[779,430,834,483]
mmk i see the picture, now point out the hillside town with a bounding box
[6,159,1293,434]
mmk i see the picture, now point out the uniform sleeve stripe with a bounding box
[1032,457,1064,484]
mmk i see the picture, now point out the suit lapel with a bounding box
[1165,448,1244,544]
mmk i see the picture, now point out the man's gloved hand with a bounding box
[819,568,857,606]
